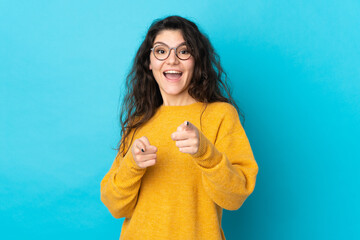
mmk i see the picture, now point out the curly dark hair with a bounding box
[118,15,243,155]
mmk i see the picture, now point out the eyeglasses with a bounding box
[150,43,192,61]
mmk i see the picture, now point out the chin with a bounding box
[165,87,186,94]
[161,87,187,97]
[164,91,183,96]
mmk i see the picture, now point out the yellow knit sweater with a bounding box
[100,102,258,240]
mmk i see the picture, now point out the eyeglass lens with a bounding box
[153,44,191,60]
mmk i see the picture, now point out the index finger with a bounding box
[177,121,191,132]
[134,138,146,153]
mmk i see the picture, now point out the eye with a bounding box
[154,46,168,55]
[177,45,190,56]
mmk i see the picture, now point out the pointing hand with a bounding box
[171,121,200,155]
[131,136,157,168]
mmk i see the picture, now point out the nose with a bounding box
[166,48,179,65]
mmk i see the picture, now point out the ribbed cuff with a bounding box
[121,151,147,174]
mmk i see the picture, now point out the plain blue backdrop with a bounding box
[1,0,359,239]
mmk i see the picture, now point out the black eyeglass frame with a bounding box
[150,43,192,61]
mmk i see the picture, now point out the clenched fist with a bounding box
[171,121,200,155]
[131,136,157,168]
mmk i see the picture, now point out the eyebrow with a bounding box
[153,41,187,47]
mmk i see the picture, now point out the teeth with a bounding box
[164,70,182,74]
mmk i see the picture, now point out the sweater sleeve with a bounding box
[100,149,146,218]
[191,105,258,210]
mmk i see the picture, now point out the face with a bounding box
[149,30,195,104]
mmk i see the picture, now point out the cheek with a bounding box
[186,61,195,77]
[187,57,195,69]
[149,57,162,71]
[149,58,153,70]
[149,55,156,70]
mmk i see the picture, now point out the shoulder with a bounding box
[204,102,240,122]
[201,102,243,141]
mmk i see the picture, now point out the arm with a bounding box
[192,124,258,210]
[100,151,146,218]
[180,104,258,210]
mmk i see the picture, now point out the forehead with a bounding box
[153,29,185,45]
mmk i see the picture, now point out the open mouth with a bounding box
[163,70,183,80]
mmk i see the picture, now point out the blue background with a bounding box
[1,0,359,239]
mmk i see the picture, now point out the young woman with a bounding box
[100,16,258,240]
